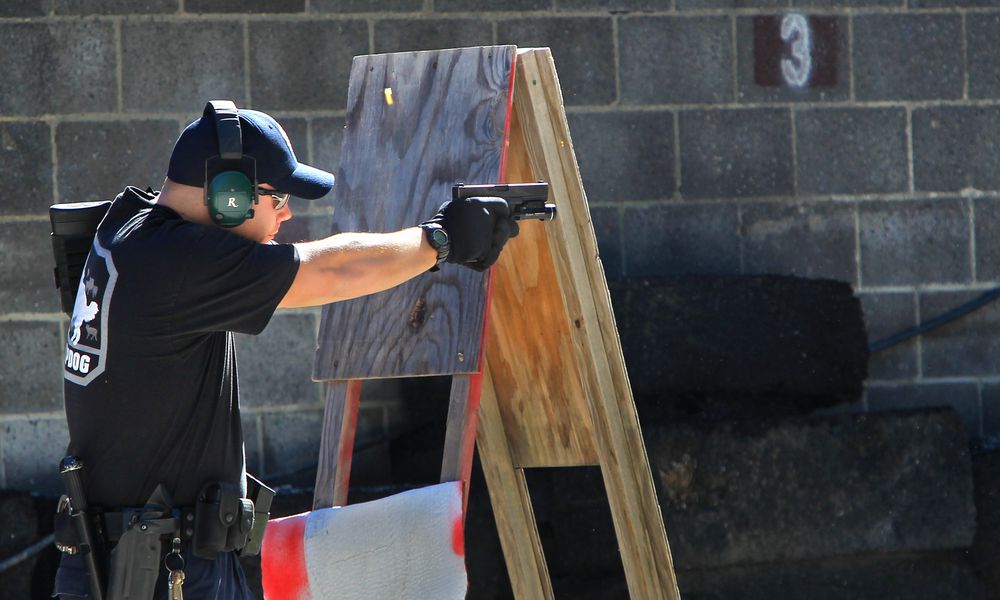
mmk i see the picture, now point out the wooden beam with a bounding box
[476,363,554,600]
[312,380,363,509]
[440,373,484,513]
[511,48,681,600]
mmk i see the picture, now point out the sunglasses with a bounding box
[257,187,290,211]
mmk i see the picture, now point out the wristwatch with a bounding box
[419,222,451,270]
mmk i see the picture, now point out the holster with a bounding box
[106,514,176,600]
[105,485,178,600]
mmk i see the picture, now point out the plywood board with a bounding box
[485,103,599,469]
[488,48,681,600]
[313,46,516,381]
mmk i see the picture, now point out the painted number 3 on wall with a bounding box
[780,14,811,87]
[752,14,836,88]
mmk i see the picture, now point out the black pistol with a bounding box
[60,456,106,600]
[453,182,556,221]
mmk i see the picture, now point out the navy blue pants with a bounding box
[52,546,255,600]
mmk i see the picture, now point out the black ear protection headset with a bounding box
[204,100,258,228]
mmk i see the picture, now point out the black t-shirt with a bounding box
[62,187,300,508]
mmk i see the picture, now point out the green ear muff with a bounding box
[207,170,255,228]
[204,100,258,228]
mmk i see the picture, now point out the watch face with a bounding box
[430,228,449,246]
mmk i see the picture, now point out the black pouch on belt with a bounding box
[192,481,254,560]
[239,474,275,557]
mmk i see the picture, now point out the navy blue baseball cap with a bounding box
[167,104,334,200]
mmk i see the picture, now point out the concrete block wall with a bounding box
[2,0,998,491]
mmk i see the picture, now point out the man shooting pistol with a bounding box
[453,182,556,222]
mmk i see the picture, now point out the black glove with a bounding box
[422,196,520,271]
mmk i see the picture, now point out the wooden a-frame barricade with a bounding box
[311,46,680,600]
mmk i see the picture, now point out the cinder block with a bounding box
[375,18,492,54]
[497,17,614,106]
[619,276,867,414]
[437,0,551,11]
[242,413,263,475]
[122,21,245,113]
[678,552,982,600]
[0,0,49,17]
[646,410,973,568]
[920,290,1000,378]
[679,109,793,199]
[736,15,850,104]
[186,0,302,11]
[0,321,64,414]
[0,122,53,216]
[0,22,116,116]
[968,13,1000,99]
[912,0,1000,6]
[867,383,980,438]
[0,491,60,600]
[312,116,345,174]
[982,384,1000,443]
[795,108,908,195]
[249,21,368,111]
[677,0,785,7]
[311,116,345,213]
[590,206,622,282]
[793,0,900,5]
[53,0,177,13]
[56,120,179,203]
[556,0,671,10]
[261,409,322,478]
[355,402,389,445]
[859,291,919,381]
[623,203,740,277]
[0,221,62,314]
[312,0,421,11]
[741,201,857,283]
[2,418,69,494]
[913,106,1000,193]
[975,198,1000,281]
[853,14,962,101]
[236,312,320,408]
[668,409,975,567]
[620,16,732,105]
[859,199,971,286]
[260,404,383,482]
[566,111,674,202]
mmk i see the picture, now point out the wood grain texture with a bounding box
[313,46,516,381]
[312,380,362,509]
[476,363,554,600]
[439,374,481,512]
[485,102,599,469]
[504,48,681,600]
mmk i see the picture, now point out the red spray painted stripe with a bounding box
[452,481,466,556]
[262,514,311,600]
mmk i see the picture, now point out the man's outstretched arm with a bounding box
[279,228,436,308]
[278,196,518,309]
